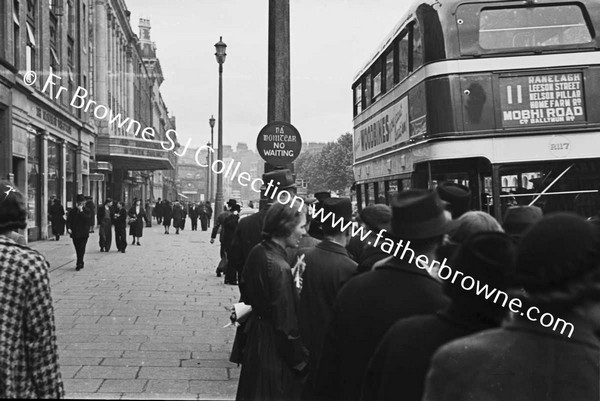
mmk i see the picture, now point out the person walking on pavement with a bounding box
[189,202,199,231]
[205,201,213,228]
[181,202,188,231]
[128,198,147,246]
[145,199,153,228]
[67,194,92,271]
[162,200,173,234]
[199,202,209,231]
[0,181,65,398]
[222,204,241,285]
[112,201,128,253]
[172,200,184,234]
[49,197,66,241]
[84,196,96,233]
[97,198,114,252]
[235,199,309,401]
[210,199,236,277]
[154,197,163,224]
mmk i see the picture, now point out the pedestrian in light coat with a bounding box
[128,199,147,246]
[0,181,64,398]
[67,194,92,270]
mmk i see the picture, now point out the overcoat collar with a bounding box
[263,239,288,260]
[316,240,351,258]
[504,313,600,349]
[374,254,440,283]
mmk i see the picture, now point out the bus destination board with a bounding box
[500,73,585,128]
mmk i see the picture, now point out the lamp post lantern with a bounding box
[208,115,215,203]
[214,37,227,226]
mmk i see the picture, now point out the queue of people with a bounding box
[228,170,600,401]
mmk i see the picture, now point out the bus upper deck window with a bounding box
[479,5,592,50]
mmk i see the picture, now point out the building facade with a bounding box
[0,0,177,241]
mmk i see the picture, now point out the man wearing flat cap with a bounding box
[298,197,357,398]
[436,181,471,219]
[314,190,451,401]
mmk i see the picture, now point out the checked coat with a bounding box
[0,235,64,398]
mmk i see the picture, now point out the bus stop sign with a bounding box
[256,121,302,166]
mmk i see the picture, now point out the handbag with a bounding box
[127,216,137,225]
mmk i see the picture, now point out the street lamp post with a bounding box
[205,141,211,203]
[214,37,227,226]
[208,115,215,203]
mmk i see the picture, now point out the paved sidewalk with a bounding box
[30,223,240,400]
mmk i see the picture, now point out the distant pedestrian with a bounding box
[112,201,128,253]
[189,202,199,231]
[0,181,64,398]
[49,197,66,241]
[128,199,147,246]
[172,201,184,234]
[97,198,114,252]
[162,200,173,234]
[181,202,187,230]
[67,194,92,271]
[199,202,209,231]
[154,197,163,224]
[236,199,309,401]
[84,196,96,233]
[145,199,153,228]
[205,201,213,228]
[210,199,236,277]
[248,200,254,209]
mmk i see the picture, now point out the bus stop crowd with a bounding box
[0,168,599,399]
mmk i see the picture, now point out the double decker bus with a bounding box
[352,0,600,219]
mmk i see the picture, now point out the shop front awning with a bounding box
[96,136,176,171]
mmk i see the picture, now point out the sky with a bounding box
[125,0,411,151]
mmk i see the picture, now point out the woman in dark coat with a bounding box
[236,200,309,401]
[49,198,65,241]
[162,200,173,234]
[172,201,183,234]
[199,202,209,231]
[128,199,147,246]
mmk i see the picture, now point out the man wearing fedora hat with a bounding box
[298,197,357,398]
[314,190,451,401]
[436,181,471,219]
[227,169,296,364]
[66,194,92,271]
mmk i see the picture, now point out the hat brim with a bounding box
[392,212,452,240]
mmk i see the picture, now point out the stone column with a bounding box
[94,0,108,108]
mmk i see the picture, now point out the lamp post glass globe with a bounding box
[215,37,227,64]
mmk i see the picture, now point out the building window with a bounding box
[27,133,40,229]
[47,140,61,200]
[25,21,35,73]
[364,72,372,108]
[13,1,20,70]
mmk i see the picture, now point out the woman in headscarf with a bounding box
[236,199,309,401]
[0,181,64,398]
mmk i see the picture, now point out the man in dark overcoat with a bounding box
[210,199,237,277]
[84,196,96,233]
[189,202,199,231]
[67,194,92,270]
[313,190,451,401]
[154,197,163,224]
[298,198,357,398]
[112,201,128,253]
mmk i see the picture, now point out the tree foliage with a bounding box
[296,132,354,194]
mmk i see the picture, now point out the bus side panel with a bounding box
[425,76,459,136]
[585,66,600,124]
[460,73,496,133]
